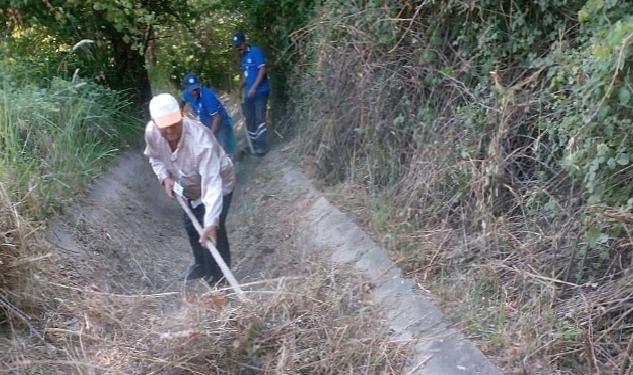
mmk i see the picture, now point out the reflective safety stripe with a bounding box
[247,122,267,139]
[247,130,267,140]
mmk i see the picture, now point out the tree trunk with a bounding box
[109,31,153,112]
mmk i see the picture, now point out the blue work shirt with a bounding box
[182,86,235,155]
[182,86,231,128]
[242,45,270,97]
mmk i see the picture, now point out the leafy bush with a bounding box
[150,4,243,92]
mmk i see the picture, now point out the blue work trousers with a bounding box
[244,93,269,152]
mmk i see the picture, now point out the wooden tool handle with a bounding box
[174,194,247,302]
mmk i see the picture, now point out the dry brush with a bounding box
[281,1,633,373]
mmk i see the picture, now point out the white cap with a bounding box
[149,93,182,128]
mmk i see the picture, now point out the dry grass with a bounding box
[0,183,51,337]
[282,2,633,374]
[322,172,633,374]
[0,209,409,375]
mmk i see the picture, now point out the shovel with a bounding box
[172,182,247,302]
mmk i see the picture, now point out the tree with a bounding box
[1,0,187,106]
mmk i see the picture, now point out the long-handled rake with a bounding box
[172,182,247,302]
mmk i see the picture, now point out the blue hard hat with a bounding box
[183,73,201,91]
[232,31,245,47]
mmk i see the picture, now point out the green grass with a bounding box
[0,75,139,218]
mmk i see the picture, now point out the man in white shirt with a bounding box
[144,93,236,284]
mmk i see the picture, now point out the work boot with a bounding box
[186,264,205,281]
[254,147,267,157]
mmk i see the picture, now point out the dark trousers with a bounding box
[184,193,232,281]
[244,93,269,151]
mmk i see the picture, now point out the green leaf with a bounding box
[596,143,609,157]
[608,157,616,169]
[544,198,559,214]
[588,0,605,11]
[598,105,611,120]
[578,9,590,22]
[619,86,631,105]
[586,225,602,247]
[588,194,602,204]
[617,153,630,165]
[393,115,405,126]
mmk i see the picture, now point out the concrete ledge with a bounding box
[283,162,504,375]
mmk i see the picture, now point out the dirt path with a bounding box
[44,145,319,295]
[40,137,505,374]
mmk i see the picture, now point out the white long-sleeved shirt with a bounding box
[143,116,235,227]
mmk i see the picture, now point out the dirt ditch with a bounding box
[2,126,504,373]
